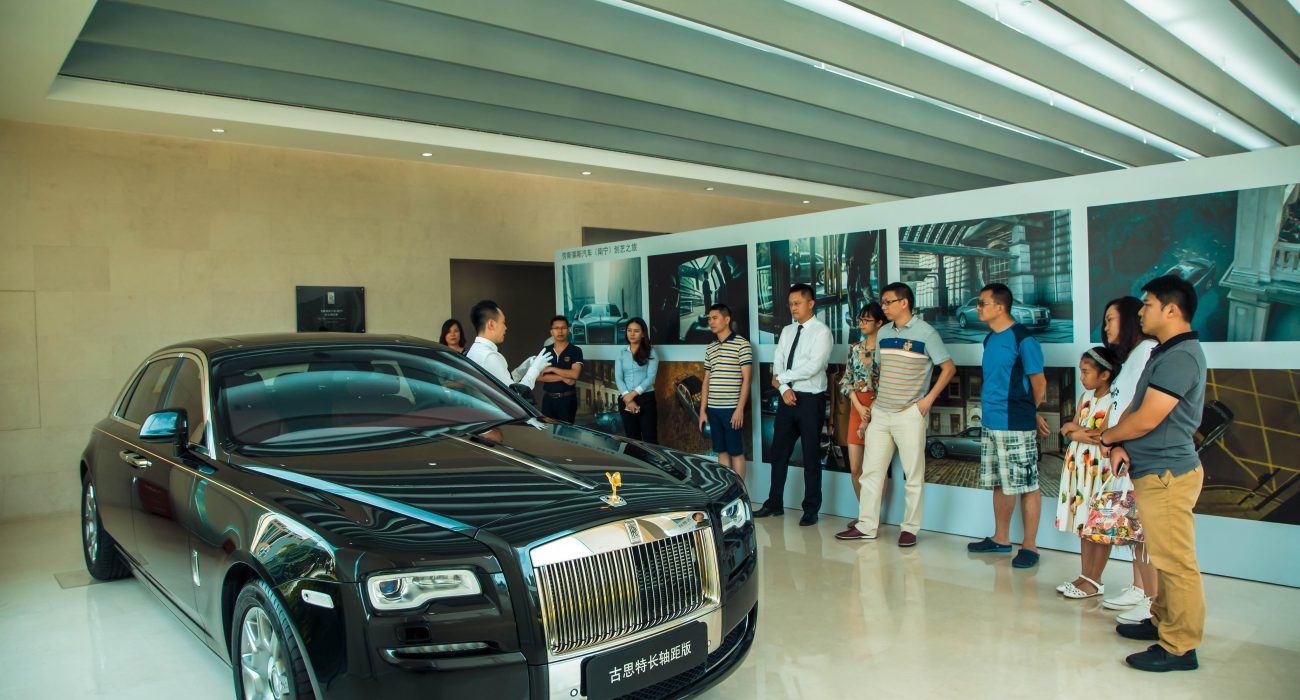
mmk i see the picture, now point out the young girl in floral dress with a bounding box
[1055,346,1121,599]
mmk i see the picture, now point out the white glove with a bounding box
[510,357,533,383]
[520,349,554,388]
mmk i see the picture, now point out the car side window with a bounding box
[121,359,180,425]
[163,358,208,446]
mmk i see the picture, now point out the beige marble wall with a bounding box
[0,120,817,520]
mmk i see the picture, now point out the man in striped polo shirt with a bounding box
[699,303,753,478]
[837,282,955,546]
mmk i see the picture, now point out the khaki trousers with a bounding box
[855,404,927,536]
[1133,466,1205,656]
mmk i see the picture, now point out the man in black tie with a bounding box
[755,284,834,525]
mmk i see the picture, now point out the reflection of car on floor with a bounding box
[954,298,1051,330]
[79,334,757,699]
[570,303,628,344]
[675,375,710,439]
[926,426,984,460]
[1164,257,1218,296]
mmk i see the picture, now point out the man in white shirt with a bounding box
[755,284,834,526]
[465,299,551,389]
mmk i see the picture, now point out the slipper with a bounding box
[1012,549,1039,569]
[1062,575,1104,599]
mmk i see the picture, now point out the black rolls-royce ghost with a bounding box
[79,334,757,699]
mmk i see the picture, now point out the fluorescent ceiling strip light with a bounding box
[787,0,1203,159]
[958,0,1279,150]
[594,0,1129,167]
[1124,0,1300,127]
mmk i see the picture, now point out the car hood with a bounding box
[232,422,711,541]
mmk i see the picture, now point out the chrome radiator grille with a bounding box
[533,522,719,656]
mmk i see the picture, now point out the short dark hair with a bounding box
[788,283,815,301]
[858,301,885,324]
[470,300,501,332]
[1140,274,1198,322]
[881,282,914,312]
[550,315,569,327]
[438,318,464,347]
[980,283,1014,309]
[707,303,731,318]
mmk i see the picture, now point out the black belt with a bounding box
[545,391,576,399]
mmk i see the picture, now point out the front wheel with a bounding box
[82,476,129,581]
[928,442,947,459]
[957,314,968,329]
[231,580,315,700]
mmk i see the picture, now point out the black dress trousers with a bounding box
[619,394,659,444]
[765,391,825,513]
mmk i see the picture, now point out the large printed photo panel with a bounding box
[648,246,750,345]
[899,210,1074,344]
[756,230,887,344]
[1088,184,1300,342]
[560,258,642,345]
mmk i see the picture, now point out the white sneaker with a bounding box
[1116,597,1153,624]
[1102,585,1145,610]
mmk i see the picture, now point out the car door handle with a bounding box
[118,450,152,469]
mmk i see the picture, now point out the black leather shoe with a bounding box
[752,505,784,518]
[799,512,818,526]
[1126,644,1198,672]
[1116,618,1160,641]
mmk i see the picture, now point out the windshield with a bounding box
[213,345,529,451]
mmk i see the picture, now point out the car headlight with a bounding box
[366,569,482,612]
[720,497,751,533]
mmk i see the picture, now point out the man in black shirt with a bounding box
[538,315,583,423]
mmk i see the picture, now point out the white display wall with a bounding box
[556,146,1300,587]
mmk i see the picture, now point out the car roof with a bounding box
[156,333,437,358]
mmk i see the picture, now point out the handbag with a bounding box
[1079,476,1144,545]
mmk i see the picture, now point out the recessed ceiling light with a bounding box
[581,171,592,175]
[420,152,433,157]
[705,186,715,191]
[802,200,811,204]
[210,128,225,133]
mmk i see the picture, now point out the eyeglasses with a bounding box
[880,298,903,307]
[975,301,997,308]
[858,317,883,324]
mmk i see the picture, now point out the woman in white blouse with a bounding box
[1099,296,1160,624]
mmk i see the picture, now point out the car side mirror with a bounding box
[140,408,189,453]
[621,311,627,319]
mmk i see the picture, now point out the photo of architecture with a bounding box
[756,230,887,343]
[647,246,750,345]
[1088,184,1300,342]
[921,366,1076,499]
[899,210,1074,344]
[560,258,642,345]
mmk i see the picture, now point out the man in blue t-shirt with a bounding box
[967,283,1050,568]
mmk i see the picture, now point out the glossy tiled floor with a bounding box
[2,513,1296,699]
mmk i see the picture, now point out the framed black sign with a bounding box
[296,286,365,333]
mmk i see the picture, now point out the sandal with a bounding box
[1061,575,1104,599]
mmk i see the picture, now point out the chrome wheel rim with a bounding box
[83,483,98,562]
[239,607,291,700]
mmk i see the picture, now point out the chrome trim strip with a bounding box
[530,511,709,567]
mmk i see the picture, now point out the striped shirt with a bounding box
[874,317,950,413]
[704,334,752,408]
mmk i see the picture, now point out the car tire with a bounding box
[928,443,947,459]
[82,475,130,581]
[957,314,968,329]
[231,579,315,700]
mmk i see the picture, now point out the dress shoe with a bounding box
[799,513,818,526]
[835,525,876,540]
[752,505,784,518]
[898,531,917,547]
[1116,618,1160,641]
[1126,644,1198,672]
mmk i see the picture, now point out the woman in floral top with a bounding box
[838,302,885,526]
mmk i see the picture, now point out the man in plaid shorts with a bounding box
[967,283,1051,568]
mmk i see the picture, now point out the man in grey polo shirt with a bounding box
[1099,275,1207,673]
